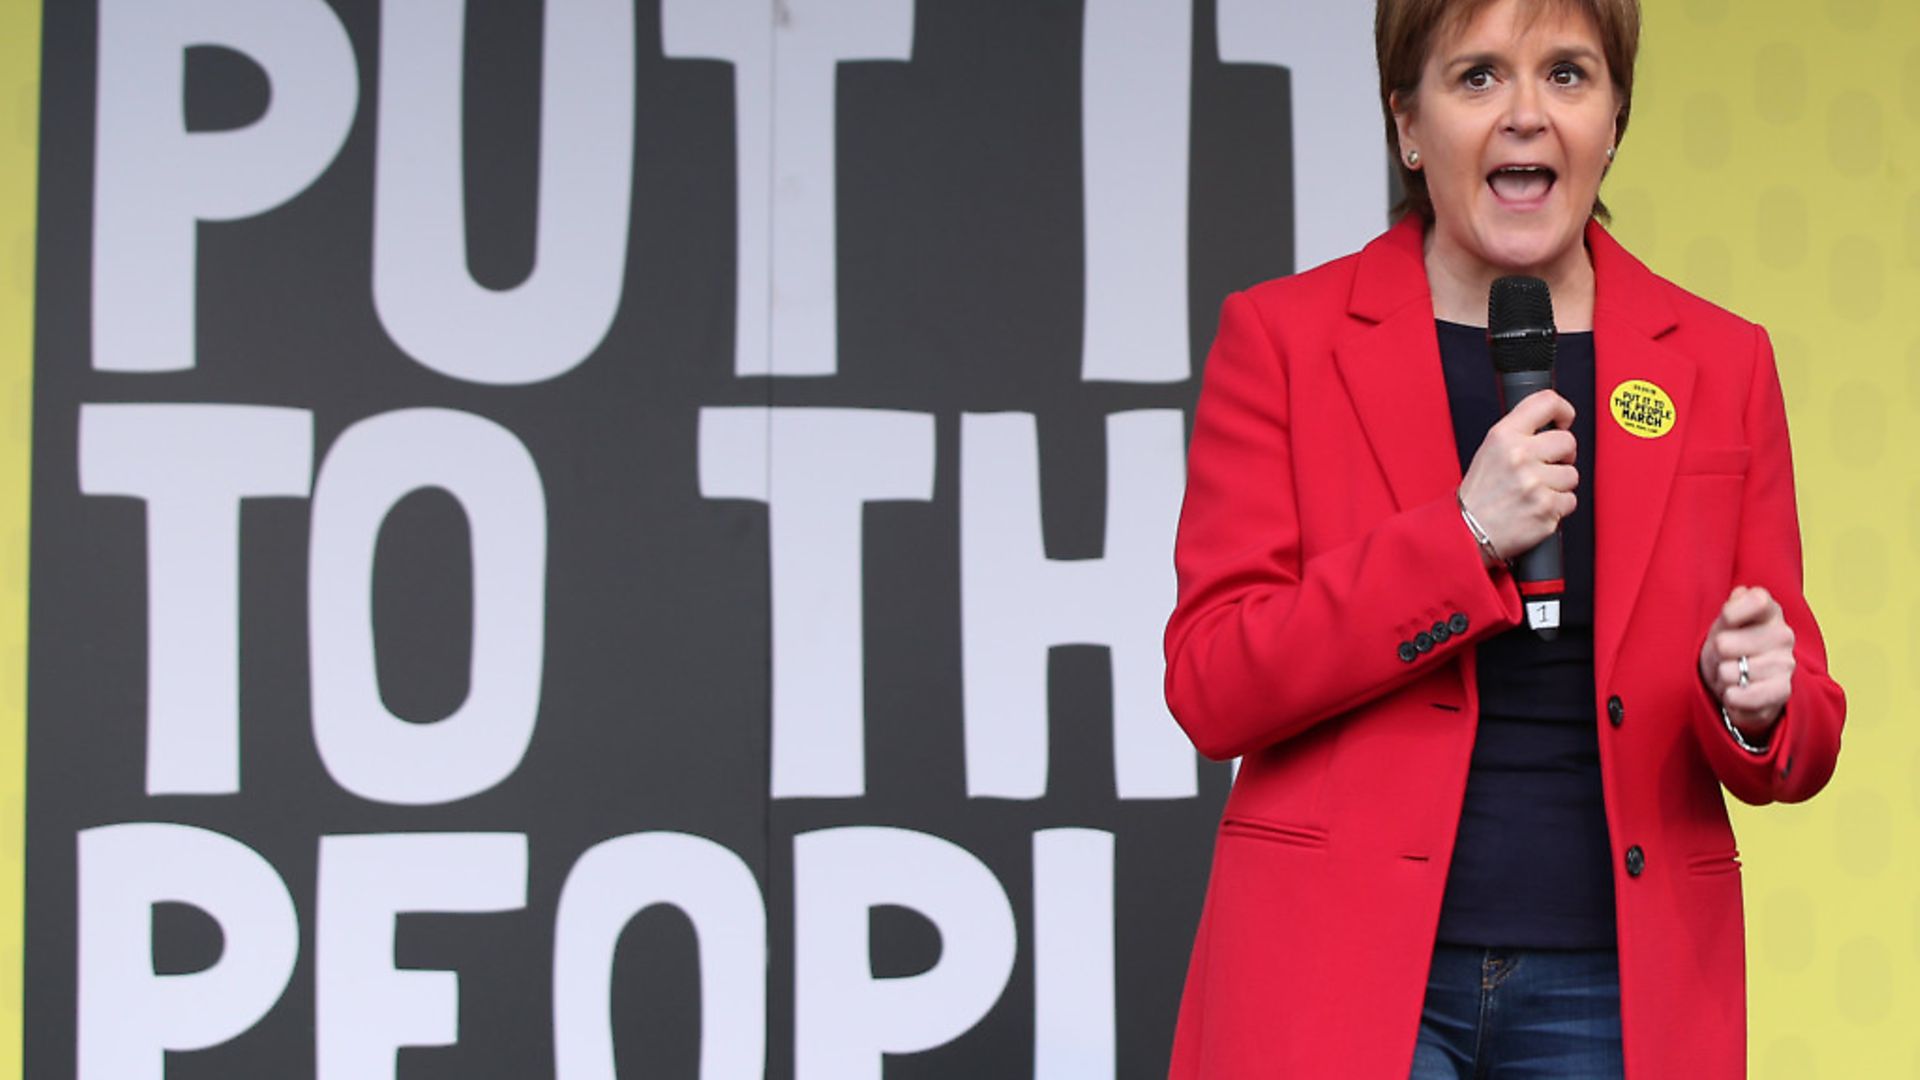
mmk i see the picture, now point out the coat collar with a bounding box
[1332,215,1695,695]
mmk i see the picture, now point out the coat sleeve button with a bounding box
[1431,620,1451,642]
[1414,631,1434,653]
[1447,612,1469,634]
[1606,695,1625,727]
[1398,641,1418,663]
[1624,845,1645,877]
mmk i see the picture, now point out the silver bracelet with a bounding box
[1456,493,1506,567]
[1720,705,1771,755]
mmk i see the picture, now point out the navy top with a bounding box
[1431,319,1616,949]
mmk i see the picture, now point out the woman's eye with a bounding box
[1550,63,1585,86]
[1463,67,1494,90]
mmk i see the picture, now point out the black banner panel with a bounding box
[27,2,1388,1076]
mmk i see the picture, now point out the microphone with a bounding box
[1487,275,1564,641]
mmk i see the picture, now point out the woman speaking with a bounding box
[1162,0,1846,1075]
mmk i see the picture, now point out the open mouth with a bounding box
[1487,165,1556,202]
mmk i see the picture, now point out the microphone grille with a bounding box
[1487,276,1556,373]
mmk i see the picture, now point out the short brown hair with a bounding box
[1376,0,1641,223]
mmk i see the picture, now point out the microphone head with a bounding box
[1487,275,1556,373]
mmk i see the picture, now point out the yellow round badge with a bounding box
[1608,379,1676,439]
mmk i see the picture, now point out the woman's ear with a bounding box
[1390,91,1417,160]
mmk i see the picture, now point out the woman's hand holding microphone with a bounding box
[1457,390,1579,570]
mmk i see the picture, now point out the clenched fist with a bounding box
[1457,389,1578,567]
[1699,585,1795,739]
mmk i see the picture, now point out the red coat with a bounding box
[1164,216,1845,1078]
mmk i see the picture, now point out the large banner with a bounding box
[25,2,1385,1076]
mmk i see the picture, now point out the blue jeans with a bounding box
[1408,944,1624,1079]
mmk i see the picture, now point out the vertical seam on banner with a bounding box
[760,0,781,925]
[0,2,39,1078]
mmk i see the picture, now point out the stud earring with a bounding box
[1405,150,1420,168]
[1606,146,1615,161]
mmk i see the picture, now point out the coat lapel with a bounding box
[1587,223,1691,694]
[1334,217,1463,511]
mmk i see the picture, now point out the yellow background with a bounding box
[1606,1,1920,1075]
[0,2,1911,1077]
[0,0,35,1076]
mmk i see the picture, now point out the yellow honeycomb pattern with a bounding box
[0,0,33,1076]
[1606,2,1920,1075]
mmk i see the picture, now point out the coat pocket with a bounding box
[1685,849,1742,876]
[1219,817,1330,849]
[1676,445,1750,477]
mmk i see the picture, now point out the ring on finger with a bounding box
[1737,654,1751,689]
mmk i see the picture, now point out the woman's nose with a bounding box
[1502,80,1547,135]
